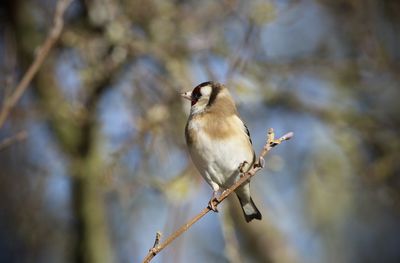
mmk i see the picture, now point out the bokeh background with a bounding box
[1,0,400,262]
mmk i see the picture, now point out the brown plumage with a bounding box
[182,81,262,222]
[185,83,238,144]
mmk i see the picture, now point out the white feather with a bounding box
[187,115,253,190]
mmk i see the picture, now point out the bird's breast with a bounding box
[186,116,254,187]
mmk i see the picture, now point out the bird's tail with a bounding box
[237,196,262,223]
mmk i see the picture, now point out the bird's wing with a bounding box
[243,123,252,145]
[241,120,256,166]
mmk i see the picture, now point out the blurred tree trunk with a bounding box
[70,145,112,263]
[33,52,113,263]
[11,1,113,262]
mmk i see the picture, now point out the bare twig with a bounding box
[142,128,294,263]
[148,232,162,256]
[0,130,28,151]
[0,0,73,129]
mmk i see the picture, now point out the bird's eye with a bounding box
[191,87,202,100]
[192,92,201,100]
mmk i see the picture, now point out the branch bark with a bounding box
[142,128,294,263]
[0,0,73,129]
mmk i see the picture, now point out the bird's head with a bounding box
[181,81,226,115]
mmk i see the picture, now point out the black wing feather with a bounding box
[244,123,252,145]
[243,123,257,166]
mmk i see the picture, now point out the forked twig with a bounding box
[142,128,293,263]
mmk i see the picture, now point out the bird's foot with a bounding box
[208,191,219,212]
[238,161,249,174]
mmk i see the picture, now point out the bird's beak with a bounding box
[181,91,192,101]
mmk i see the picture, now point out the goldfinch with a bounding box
[182,81,262,222]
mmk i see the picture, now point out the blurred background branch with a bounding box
[0,0,72,129]
[0,130,27,151]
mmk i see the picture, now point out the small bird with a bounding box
[181,81,262,222]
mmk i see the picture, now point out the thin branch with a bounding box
[150,232,162,253]
[142,128,294,263]
[225,21,255,79]
[0,0,73,129]
[0,130,28,151]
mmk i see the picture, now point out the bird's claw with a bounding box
[208,198,219,212]
[238,161,249,174]
[208,191,219,212]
